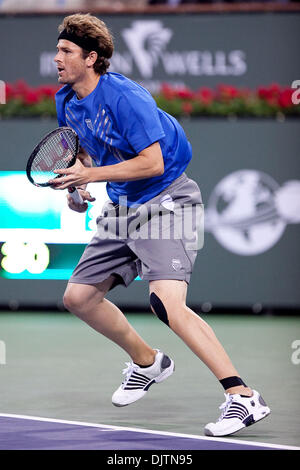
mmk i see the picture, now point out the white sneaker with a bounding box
[204,389,271,437]
[112,349,175,407]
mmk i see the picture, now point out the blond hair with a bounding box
[58,13,114,75]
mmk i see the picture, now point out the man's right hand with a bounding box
[67,188,96,213]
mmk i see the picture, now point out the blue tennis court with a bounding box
[1,414,298,450]
[1,312,300,452]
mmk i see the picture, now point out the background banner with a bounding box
[0,13,299,92]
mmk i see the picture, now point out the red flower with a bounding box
[11,80,32,103]
[23,88,40,105]
[239,87,252,100]
[3,81,59,104]
[161,83,176,100]
[14,79,29,95]
[181,101,193,115]
[217,84,240,100]
[257,83,281,102]
[195,87,215,105]
[278,88,293,108]
[257,87,269,100]
[176,87,194,100]
[38,85,60,99]
[5,82,14,101]
[2,80,298,116]
[161,84,194,100]
[269,83,281,96]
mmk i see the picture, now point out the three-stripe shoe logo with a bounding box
[223,401,250,421]
[124,371,154,391]
[121,363,155,391]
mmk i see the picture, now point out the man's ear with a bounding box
[86,51,98,67]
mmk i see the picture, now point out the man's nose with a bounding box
[54,52,62,63]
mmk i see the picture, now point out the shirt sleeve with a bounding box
[55,97,66,127]
[55,85,72,127]
[116,88,165,154]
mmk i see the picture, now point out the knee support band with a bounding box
[150,292,169,327]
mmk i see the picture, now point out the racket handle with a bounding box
[68,187,84,205]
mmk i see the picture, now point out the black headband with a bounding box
[58,29,100,53]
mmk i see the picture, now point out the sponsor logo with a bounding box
[85,119,94,131]
[172,258,182,271]
[291,80,300,105]
[117,20,246,81]
[205,170,300,255]
[160,194,175,212]
[121,21,173,79]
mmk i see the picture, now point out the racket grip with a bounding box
[68,187,84,205]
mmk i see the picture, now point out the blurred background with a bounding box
[0,0,299,314]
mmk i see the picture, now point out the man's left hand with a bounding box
[49,158,91,189]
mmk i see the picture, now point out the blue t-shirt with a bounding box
[55,72,192,206]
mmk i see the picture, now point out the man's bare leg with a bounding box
[149,279,252,396]
[63,276,156,366]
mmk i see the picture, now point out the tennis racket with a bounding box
[26,126,84,205]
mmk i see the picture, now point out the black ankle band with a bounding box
[219,376,247,390]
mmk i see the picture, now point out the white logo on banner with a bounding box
[122,21,173,78]
[119,20,246,80]
[205,170,300,255]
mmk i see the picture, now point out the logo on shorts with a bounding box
[172,258,182,271]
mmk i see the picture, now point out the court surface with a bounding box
[0,311,299,450]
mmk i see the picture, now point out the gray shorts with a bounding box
[70,173,203,289]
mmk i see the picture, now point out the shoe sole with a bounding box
[112,359,175,407]
[204,407,271,437]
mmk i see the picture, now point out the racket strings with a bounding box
[30,130,77,185]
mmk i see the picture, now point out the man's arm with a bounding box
[89,141,164,183]
[75,147,93,190]
[50,141,164,189]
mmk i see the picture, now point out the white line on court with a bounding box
[0,413,299,450]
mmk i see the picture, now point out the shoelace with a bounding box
[218,393,234,421]
[121,362,139,388]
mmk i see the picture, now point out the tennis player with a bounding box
[50,13,270,437]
